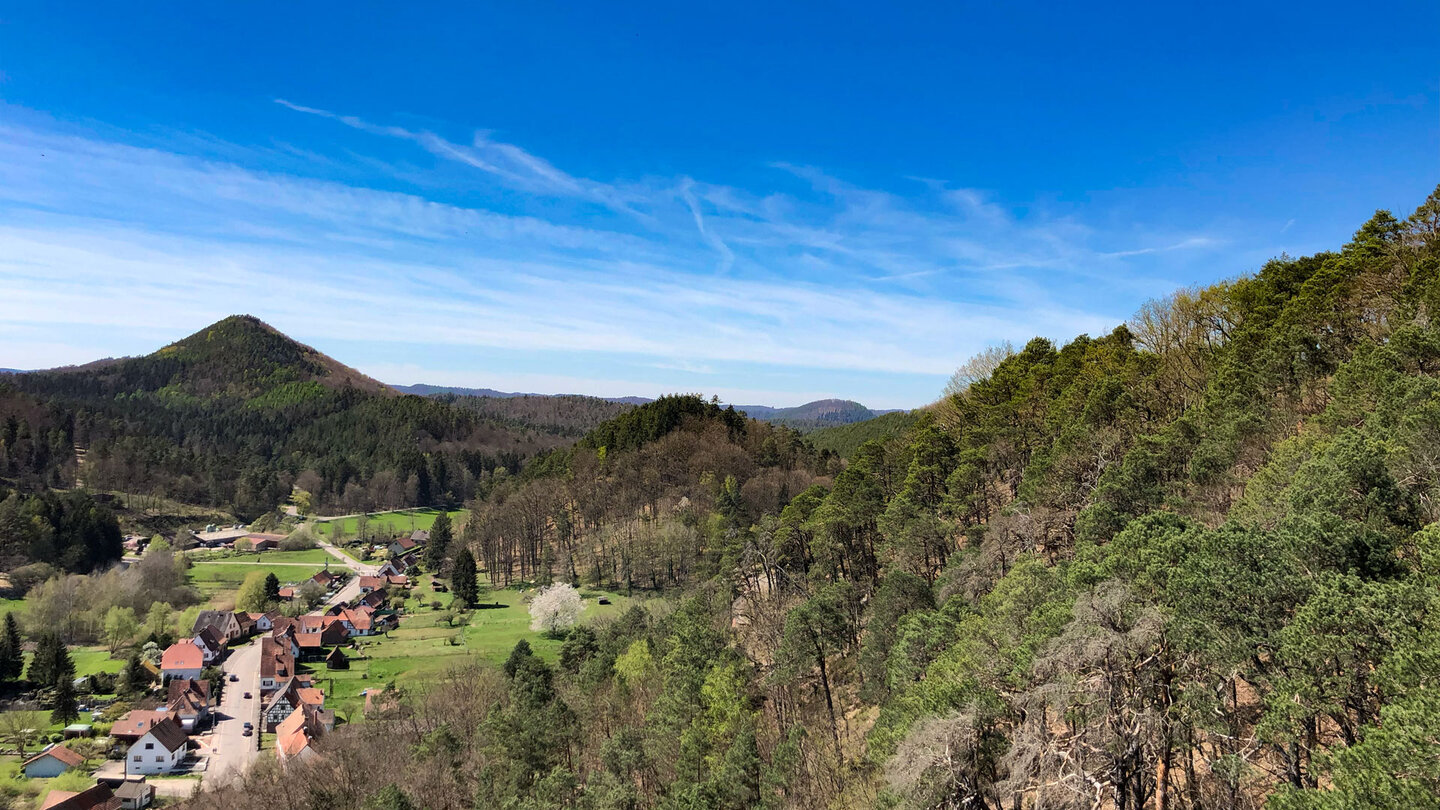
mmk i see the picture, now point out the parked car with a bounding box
[243,722,253,730]
[242,728,252,737]
[229,674,238,682]
[243,691,252,699]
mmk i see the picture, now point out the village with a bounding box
[8,523,431,809]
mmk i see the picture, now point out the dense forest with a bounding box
[190,187,1440,810]
[806,410,920,459]
[0,316,568,520]
[437,393,635,440]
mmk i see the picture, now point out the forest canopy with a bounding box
[193,186,1440,810]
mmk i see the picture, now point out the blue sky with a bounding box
[0,2,1436,409]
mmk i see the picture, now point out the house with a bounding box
[38,784,119,810]
[295,634,326,661]
[249,612,277,633]
[167,679,211,732]
[22,744,84,778]
[319,618,349,645]
[361,588,388,609]
[386,575,410,589]
[234,612,257,639]
[310,569,338,590]
[297,686,326,710]
[262,682,298,731]
[271,626,301,659]
[276,703,336,762]
[192,627,225,664]
[191,610,241,643]
[277,587,296,600]
[375,560,404,578]
[159,642,204,682]
[371,609,400,632]
[357,576,384,593]
[325,646,348,670]
[113,779,154,809]
[338,607,373,636]
[125,717,188,775]
[259,637,296,693]
[386,532,424,558]
[263,679,328,731]
[398,552,420,571]
[111,710,172,744]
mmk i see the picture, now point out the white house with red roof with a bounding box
[159,642,204,682]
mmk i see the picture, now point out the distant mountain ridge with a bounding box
[395,383,899,432]
[394,383,651,405]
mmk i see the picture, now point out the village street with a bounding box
[199,634,263,785]
[193,542,373,790]
[317,538,379,608]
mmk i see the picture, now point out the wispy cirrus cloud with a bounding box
[0,104,1232,407]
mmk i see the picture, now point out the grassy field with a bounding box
[188,562,327,605]
[0,597,26,622]
[70,645,125,678]
[318,575,630,721]
[312,508,467,539]
[189,548,339,566]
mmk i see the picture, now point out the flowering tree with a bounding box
[529,583,584,636]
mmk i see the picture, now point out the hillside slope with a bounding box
[0,317,566,517]
[806,408,919,457]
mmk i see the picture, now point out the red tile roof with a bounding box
[24,744,84,769]
[160,641,203,672]
[39,784,119,810]
[112,710,172,740]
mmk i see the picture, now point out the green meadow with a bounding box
[188,561,327,605]
[312,508,467,539]
[317,574,631,721]
[190,548,339,566]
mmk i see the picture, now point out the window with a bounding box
[133,755,141,762]
[145,742,154,749]
[155,756,164,762]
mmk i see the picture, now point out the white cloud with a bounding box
[0,109,1229,406]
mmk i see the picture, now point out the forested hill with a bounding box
[198,186,1440,810]
[734,398,895,431]
[435,392,635,439]
[806,408,920,457]
[0,316,569,522]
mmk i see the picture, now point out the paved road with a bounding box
[202,637,262,786]
[317,539,379,608]
[192,541,376,789]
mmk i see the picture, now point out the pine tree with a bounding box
[0,614,20,682]
[452,546,478,607]
[264,572,281,603]
[50,677,78,725]
[26,631,73,689]
[425,512,452,572]
[120,652,148,694]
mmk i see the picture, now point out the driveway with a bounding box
[201,637,262,786]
